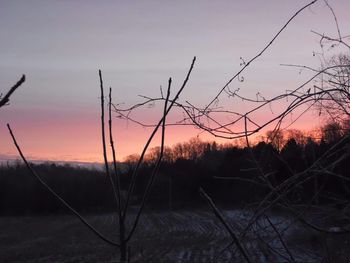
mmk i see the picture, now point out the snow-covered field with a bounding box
[0,209,339,262]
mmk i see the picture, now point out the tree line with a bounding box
[1,122,349,215]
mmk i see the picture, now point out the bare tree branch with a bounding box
[0,75,25,108]
[203,0,318,112]
[99,70,120,213]
[125,78,171,242]
[122,57,196,219]
[6,123,120,247]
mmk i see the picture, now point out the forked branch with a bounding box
[122,57,196,219]
[126,78,172,242]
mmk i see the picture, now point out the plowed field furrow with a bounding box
[0,209,324,262]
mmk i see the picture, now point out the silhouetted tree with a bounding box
[281,138,304,172]
[321,121,343,144]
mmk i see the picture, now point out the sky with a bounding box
[0,0,349,163]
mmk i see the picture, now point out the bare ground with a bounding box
[0,209,338,262]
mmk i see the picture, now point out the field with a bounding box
[2,208,343,262]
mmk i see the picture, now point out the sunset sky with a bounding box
[1,0,349,163]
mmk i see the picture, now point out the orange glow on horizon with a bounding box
[0,103,324,164]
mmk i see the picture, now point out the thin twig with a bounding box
[203,0,318,112]
[109,87,123,211]
[199,187,252,263]
[265,214,295,262]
